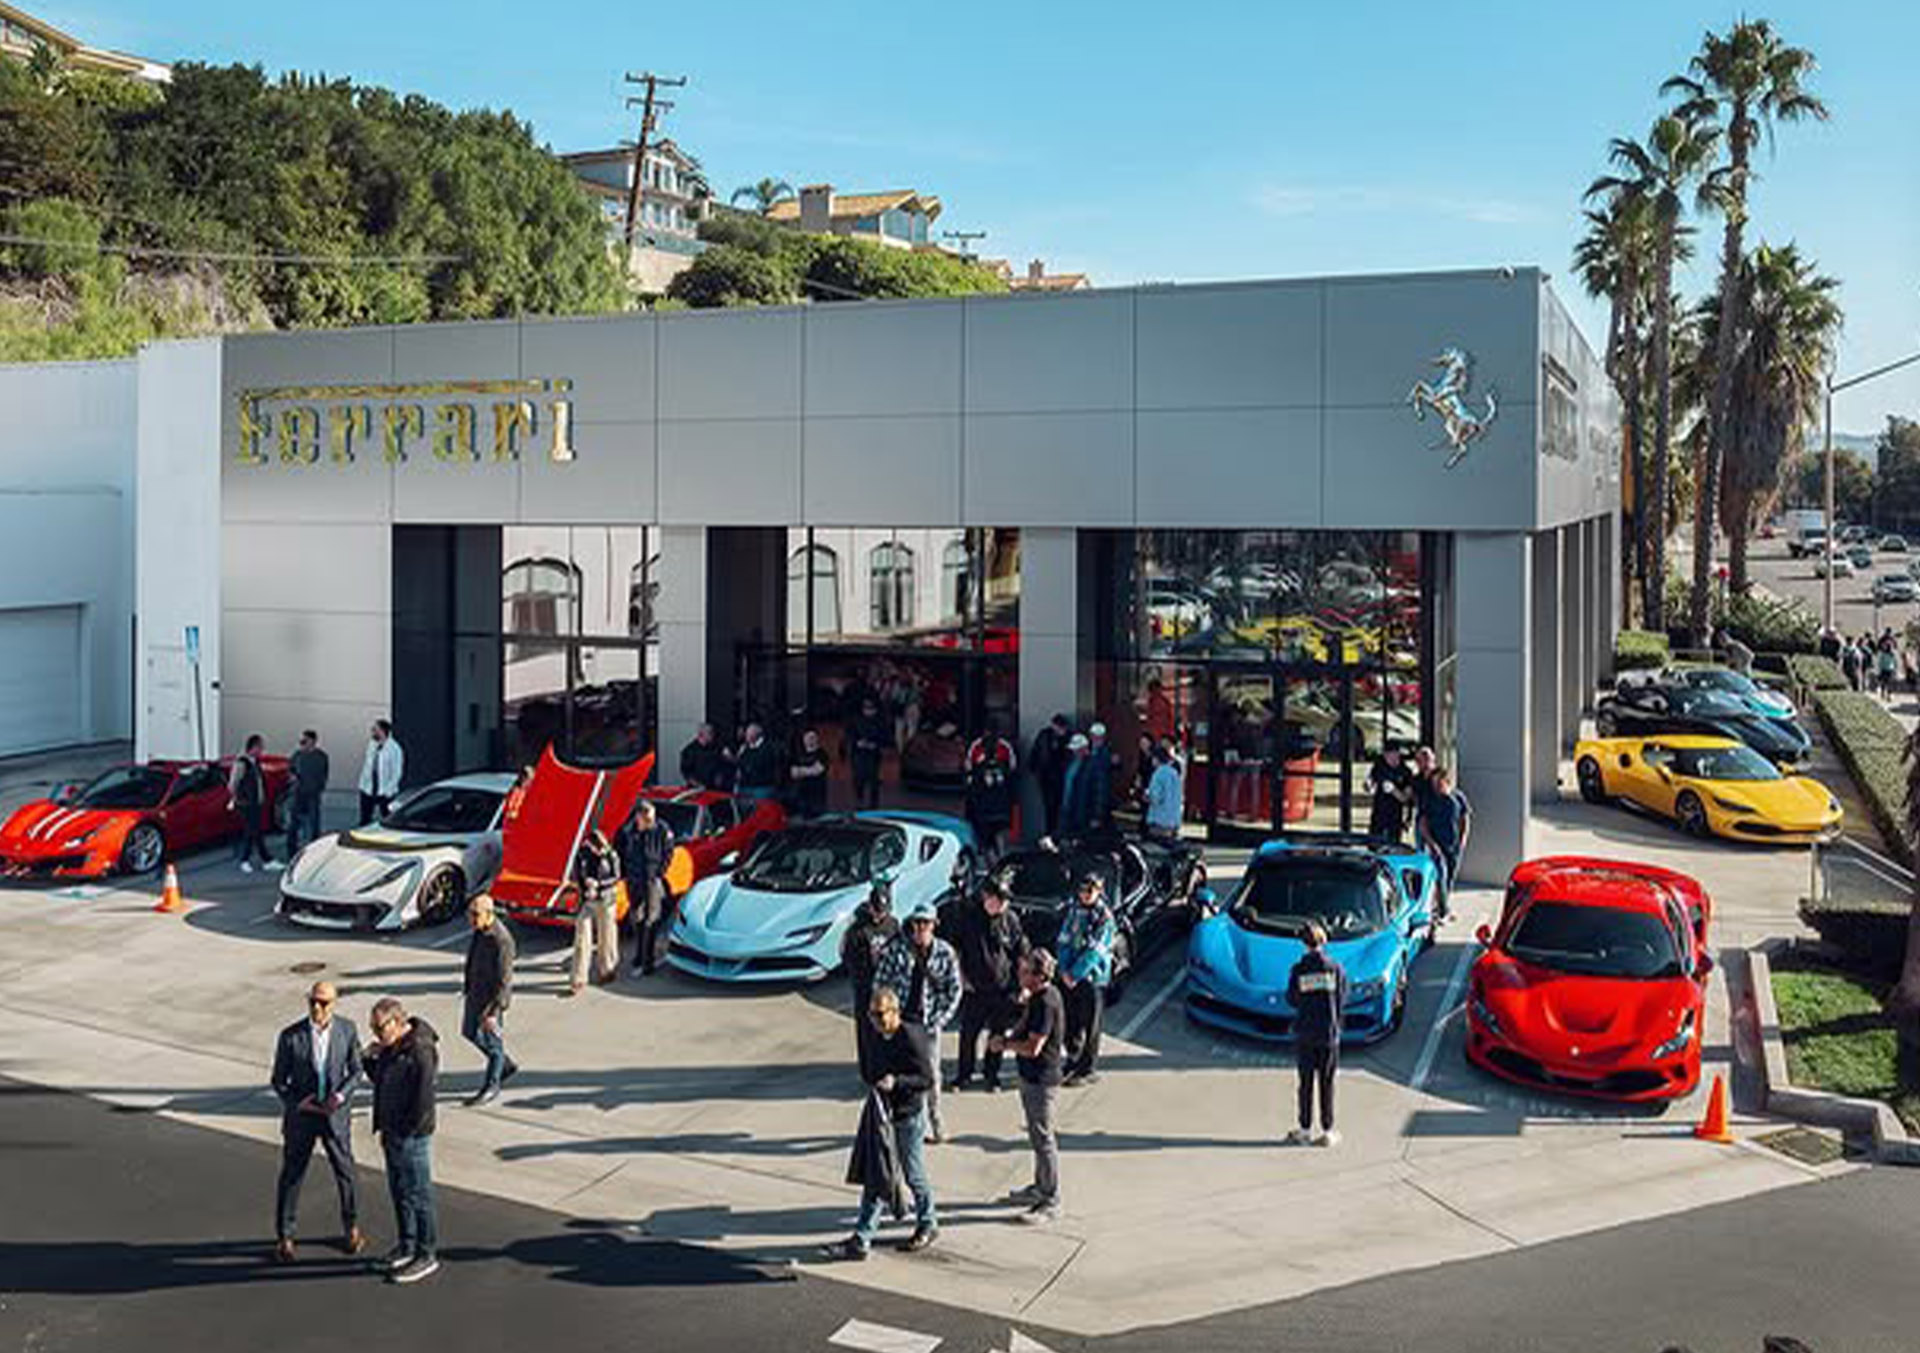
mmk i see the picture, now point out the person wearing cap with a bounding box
[1086,723,1116,831]
[876,900,962,1141]
[950,876,1029,1093]
[841,881,901,1082]
[1055,873,1118,1086]
[1285,920,1347,1146]
[1060,733,1094,836]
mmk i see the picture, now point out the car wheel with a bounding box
[1675,792,1711,840]
[1576,756,1610,805]
[418,867,465,926]
[119,823,165,876]
[1386,969,1409,1034]
[1106,930,1134,1006]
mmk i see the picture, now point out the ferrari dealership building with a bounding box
[2,267,1618,882]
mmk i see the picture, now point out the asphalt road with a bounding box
[1748,534,1920,635]
[5,1076,1919,1353]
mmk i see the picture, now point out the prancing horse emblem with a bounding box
[1408,346,1499,468]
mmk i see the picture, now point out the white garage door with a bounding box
[0,606,83,756]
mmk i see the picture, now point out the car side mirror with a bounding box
[1474,923,1493,946]
[1192,885,1217,914]
[50,781,82,805]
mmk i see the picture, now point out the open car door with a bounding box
[493,748,656,924]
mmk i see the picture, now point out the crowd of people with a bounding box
[1363,743,1472,904]
[1819,626,1917,701]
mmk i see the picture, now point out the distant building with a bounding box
[0,2,170,83]
[989,258,1091,293]
[765,185,942,250]
[561,139,708,292]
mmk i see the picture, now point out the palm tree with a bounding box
[1665,20,1827,640]
[1689,244,1840,593]
[729,178,795,213]
[1574,197,1659,624]
[1587,113,1720,634]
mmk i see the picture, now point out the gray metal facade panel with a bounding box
[803,302,965,417]
[658,309,803,420]
[961,290,1134,414]
[802,415,962,525]
[1134,282,1323,410]
[1134,408,1323,527]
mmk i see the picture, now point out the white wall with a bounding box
[135,340,224,762]
[0,358,136,751]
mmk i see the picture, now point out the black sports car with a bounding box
[943,833,1206,999]
[1595,681,1811,765]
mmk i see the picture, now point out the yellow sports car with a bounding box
[1573,734,1842,844]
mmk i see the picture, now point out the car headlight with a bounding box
[1347,976,1387,1004]
[62,827,103,848]
[358,860,419,896]
[1652,1008,1696,1060]
[785,923,830,946]
[1470,990,1502,1039]
[1828,796,1841,814]
[1710,795,1756,814]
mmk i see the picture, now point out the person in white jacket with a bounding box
[357,720,404,825]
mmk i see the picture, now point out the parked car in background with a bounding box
[1847,544,1876,571]
[1595,681,1812,765]
[1838,524,1872,546]
[957,832,1206,999]
[1881,535,1911,554]
[1185,834,1441,1043]
[1574,734,1841,843]
[636,785,786,896]
[1873,573,1920,604]
[278,772,513,931]
[1466,856,1713,1102]
[0,757,290,879]
[1812,551,1855,579]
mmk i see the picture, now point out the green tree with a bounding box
[1588,112,1720,633]
[1690,244,1841,590]
[1875,418,1920,536]
[729,177,794,212]
[1789,448,1871,523]
[1666,19,1827,645]
[666,243,798,307]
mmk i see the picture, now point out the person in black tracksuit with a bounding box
[841,882,901,1082]
[615,800,675,975]
[1285,921,1347,1146]
[949,878,1028,1092]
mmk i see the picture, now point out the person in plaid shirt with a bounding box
[876,903,962,1142]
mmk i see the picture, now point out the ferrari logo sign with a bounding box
[234,378,575,467]
[1407,347,1499,468]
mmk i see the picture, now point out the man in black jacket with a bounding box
[822,986,937,1260]
[734,723,782,802]
[269,980,364,1262]
[615,799,675,975]
[1029,714,1071,838]
[950,878,1028,1093]
[840,882,900,1082]
[1285,921,1347,1147]
[461,895,517,1107]
[364,996,440,1284]
[680,722,733,790]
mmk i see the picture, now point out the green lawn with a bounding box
[1772,963,1920,1133]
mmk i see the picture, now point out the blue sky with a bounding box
[53,0,1919,434]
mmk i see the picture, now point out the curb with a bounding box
[1745,938,1920,1165]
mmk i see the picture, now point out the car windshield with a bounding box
[1678,669,1753,696]
[1232,858,1390,938]
[995,853,1116,908]
[1506,900,1684,979]
[735,825,901,893]
[1668,688,1745,718]
[650,801,703,838]
[73,765,174,809]
[379,786,503,834]
[1668,745,1780,782]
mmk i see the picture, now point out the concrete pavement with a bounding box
[0,778,1842,1338]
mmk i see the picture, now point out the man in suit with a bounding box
[270,980,366,1262]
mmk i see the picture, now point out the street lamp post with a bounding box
[1825,349,1920,631]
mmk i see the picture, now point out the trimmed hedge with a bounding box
[1787,653,1850,694]
[1799,894,1908,982]
[1614,629,1671,671]
[1812,688,1913,868]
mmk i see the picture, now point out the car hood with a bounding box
[287,832,442,896]
[0,802,134,847]
[1690,774,1839,823]
[1192,913,1404,991]
[679,875,869,939]
[1476,957,1692,1060]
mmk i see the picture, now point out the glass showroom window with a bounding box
[503,558,579,660]
[870,542,916,631]
[788,544,841,641]
[943,538,971,621]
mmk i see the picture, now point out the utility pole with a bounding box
[622,71,687,265]
[941,229,986,259]
[1823,348,1920,629]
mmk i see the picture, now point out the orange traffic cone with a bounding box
[153,863,185,914]
[1694,1073,1734,1144]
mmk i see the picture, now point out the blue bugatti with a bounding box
[666,811,977,983]
[1184,834,1442,1043]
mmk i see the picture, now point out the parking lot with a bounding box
[1756,530,1920,631]
[0,748,1846,1338]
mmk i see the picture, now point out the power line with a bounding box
[0,233,459,267]
[621,71,686,263]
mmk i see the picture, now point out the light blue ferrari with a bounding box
[666,811,977,983]
[1185,834,1441,1043]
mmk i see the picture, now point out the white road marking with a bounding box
[1113,962,1186,1042]
[828,1318,942,1353]
[1837,834,1914,878]
[1009,1333,1059,1353]
[429,929,470,950]
[1409,936,1477,1094]
[247,911,278,926]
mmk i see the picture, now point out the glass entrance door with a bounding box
[1203,663,1372,839]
